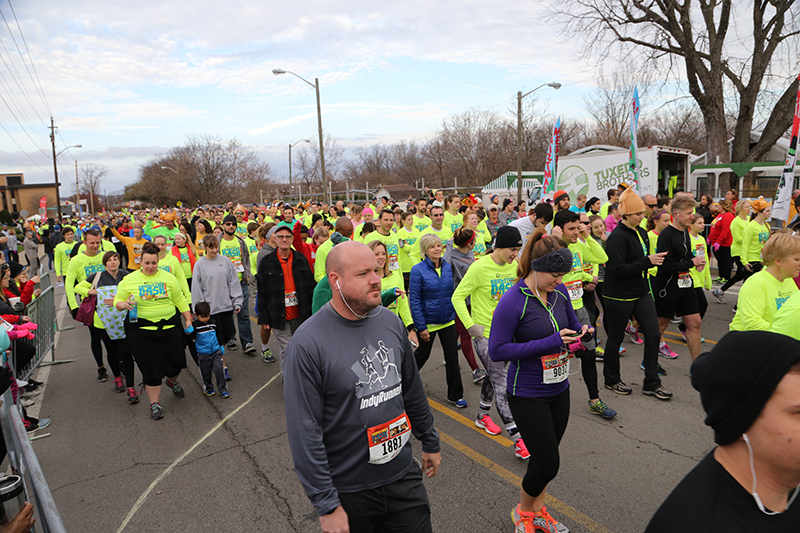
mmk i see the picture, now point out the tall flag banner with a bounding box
[773,73,800,224]
[542,116,561,196]
[628,86,641,191]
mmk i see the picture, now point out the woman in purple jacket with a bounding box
[490,228,590,533]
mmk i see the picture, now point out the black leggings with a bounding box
[603,294,662,391]
[721,258,762,292]
[508,389,570,497]
[714,246,732,281]
[88,326,135,386]
[576,349,598,399]
[414,324,463,402]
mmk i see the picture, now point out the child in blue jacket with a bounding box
[191,302,229,398]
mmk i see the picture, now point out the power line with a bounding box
[0,5,48,120]
[6,0,50,115]
[0,120,49,172]
[0,33,46,126]
[0,89,50,159]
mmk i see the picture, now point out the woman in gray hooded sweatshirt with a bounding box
[444,227,485,384]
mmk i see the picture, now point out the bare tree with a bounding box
[78,164,107,214]
[551,0,800,177]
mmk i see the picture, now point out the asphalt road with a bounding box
[27,282,742,533]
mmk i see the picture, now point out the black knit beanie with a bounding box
[691,331,800,445]
[494,226,522,249]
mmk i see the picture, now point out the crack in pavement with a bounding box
[181,370,300,530]
[51,460,170,493]
[573,412,704,461]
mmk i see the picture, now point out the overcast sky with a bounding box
[0,0,788,197]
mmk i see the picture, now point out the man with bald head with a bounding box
[285,241,441,533]
[314,215,354,283]
[641,194,658,229]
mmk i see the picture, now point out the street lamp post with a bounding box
[289,139,310,205]
[273,68,328,204]
[51,141,82,220]
[517,82,561,203]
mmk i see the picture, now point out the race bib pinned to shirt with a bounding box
[367,412,411,464]
[284,291,298,308]
[541,352,570,384]
[565,280,583,301]
[678,271,692,288]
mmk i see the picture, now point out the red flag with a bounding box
[39,196,47,209]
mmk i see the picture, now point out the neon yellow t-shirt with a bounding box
[451,254,516,338]
[396,227,420,273]
[689,233,711,290]
[219,237,245,281]
[771,290,800,340]
[364,231,401,273]
[740,220,770,265]
[412,214,432,233]
[114,269,190,327]
[562,238,608,310]
[730,270,798,332]
[444,212,462,234]
[65,252,105,309]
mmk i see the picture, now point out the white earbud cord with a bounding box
[336,280,380,320]
[743,433,800,515]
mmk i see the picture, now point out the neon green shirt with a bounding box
[54,241,77,276]
[65,252,105,309]
[689,233,711,290]
[444,211,462,234]
[175,247,193,280]
[451,254,516,338]
[245,237,259,277]
[144,220,179,246]
[114,269,190,327]
[563,238,608,311]
[419,225,453,250]
[412,214,432,233]
[157,254,191,301]
[219,237,245,281]
[397,227,420,273]
[740,220,770,265]
[364,231,401,273]
[235,222,249,239]
[771,290,800,341]
[382,271,412,327]
[730,216,748,258]
[730,270,798,332]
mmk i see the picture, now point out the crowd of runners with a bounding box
[39,183,800,532]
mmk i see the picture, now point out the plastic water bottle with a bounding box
[128,295,138,323]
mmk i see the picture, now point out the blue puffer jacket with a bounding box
[409,256,456,332]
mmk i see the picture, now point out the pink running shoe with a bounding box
[625,325,643,345]
[514,438,530,460]
[659,343,679,359]
[475,413,502,435]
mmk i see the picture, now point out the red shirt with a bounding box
[278,252,300,321]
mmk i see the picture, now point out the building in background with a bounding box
[0,173,58,217]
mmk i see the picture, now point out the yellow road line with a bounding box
[439,431,614,533]
[117,372,282,532]
[428,398,513,446]
[663,330,717,345]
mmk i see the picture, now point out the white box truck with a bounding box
[554,145,693,201]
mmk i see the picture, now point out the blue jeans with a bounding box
[236,280,254,346]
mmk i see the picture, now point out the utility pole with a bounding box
[49,117,62,220]
[75,161,79,216]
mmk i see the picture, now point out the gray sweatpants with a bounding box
[473,336,516,434]
[199,350,227,394]
[272,317,302,373]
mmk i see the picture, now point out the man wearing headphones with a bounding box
[285,240,441,533]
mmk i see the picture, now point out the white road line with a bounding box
[116,371,282,533]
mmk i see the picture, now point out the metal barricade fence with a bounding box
[12,285,57,382]
[0,389,66,532]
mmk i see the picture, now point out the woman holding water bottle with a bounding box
[114,242,193,421]
[74,251,137,404]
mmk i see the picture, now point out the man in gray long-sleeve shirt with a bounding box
[284,241,441,533]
